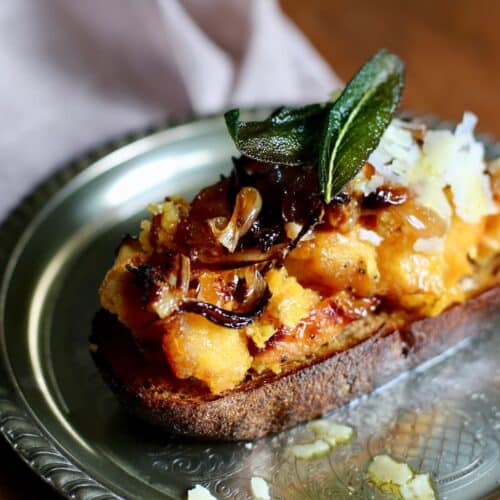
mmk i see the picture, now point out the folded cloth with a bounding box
[0,0,340,219]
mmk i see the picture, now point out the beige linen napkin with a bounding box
[0,0,340,218]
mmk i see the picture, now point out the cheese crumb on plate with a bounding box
[250,476,271,500]
[308,419,355,446]
[290,420,355,458]
[367,454,436,499]
[290,439,331,459]
[187,484,218,500]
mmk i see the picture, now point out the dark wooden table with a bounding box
[284,0,500,137]
[2,0,499,498]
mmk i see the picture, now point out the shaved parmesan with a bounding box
[358,228,383,246]
[367,455,413,487]
[250,477,270,500]
[366,113,497,225]
[367,455,436,499]
[401,473,436,500]
[413,237,445,254]
[187,484,217,500]
[308,420,354,446]
[290,439,330,459]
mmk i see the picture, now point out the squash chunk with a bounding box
[286,229,380,297]
[265,267,320,328]
[163,313,252,394]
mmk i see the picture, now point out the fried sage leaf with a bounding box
[318,50,405,202]
[224,49,405,203]
[224,103,331,166]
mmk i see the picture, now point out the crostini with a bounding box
[91,50,500,440]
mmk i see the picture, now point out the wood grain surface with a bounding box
[283,0,500,137]
[1,1,499,498]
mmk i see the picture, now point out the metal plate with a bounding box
[0,112,499,500]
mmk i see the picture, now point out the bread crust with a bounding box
[90,285,500,441]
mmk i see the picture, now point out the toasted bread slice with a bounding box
[90,285,500,441]
[91,53,500,441]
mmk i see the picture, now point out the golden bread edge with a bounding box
[90,284,500,441]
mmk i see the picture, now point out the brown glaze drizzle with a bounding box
[252,294,380,356]
[180,287,271,328]
[363,185,409,209]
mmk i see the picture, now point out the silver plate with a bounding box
[0,112,499,500]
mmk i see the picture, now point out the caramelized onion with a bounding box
[285,202,324,256]
[181,286,271,328]
[242,267,267,305]
[227,267,268,313]
[178,254,191,294]
[196,243,288,268]
[208,187,262,252]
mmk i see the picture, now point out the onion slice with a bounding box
[208,187,262,252]
[178,254,191,294]
[180,286,271,329]
[196,243,288,268]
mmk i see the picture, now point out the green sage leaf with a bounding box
[224,49,404,204]
[319,50,405,202]
[224,103,331,166]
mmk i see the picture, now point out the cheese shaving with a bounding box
[358,228,383,246]
[250,477,271,500]
[413,237,445,254]
[400,474,436,500]
[289,420,354,460]
[367,455,413,486]
[308,420,354,446]
[187,484,217,500]
[366,113,497,225]
[367,455,436,499]
[290,439,330,459]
